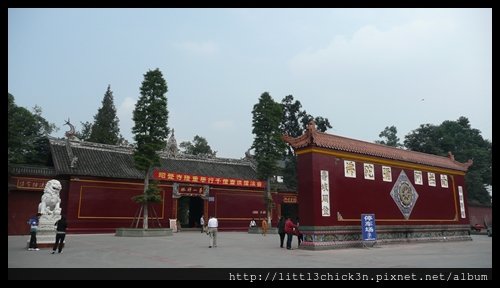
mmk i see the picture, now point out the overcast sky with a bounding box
[8,8,492,159]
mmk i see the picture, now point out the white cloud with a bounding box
[289,17,456,78]
[174,41,218,56]
[117,97,136,141]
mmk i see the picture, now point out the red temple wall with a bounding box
[298,149,470,227]
[10,175,300,234]
[211,188,266,229]
[66,177,170,233]
[8,176,70,235]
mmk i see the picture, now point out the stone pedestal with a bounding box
[115,228,173,237]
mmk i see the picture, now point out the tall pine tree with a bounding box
[88,85,120,144]
[132,69,170,229]
[252,92,285,224]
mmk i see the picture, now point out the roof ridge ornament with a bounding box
[64,118,78,140]
[165,129,179,158]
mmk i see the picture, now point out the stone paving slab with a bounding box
[8,232,492,268]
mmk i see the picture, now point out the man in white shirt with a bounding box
[207,216,218,248]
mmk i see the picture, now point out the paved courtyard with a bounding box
[8,232,491,268]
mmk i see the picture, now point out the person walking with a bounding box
[27,213,41,251]
[51,215,67,254]
[277,216,286,248]
[200,215,205,233]
[261,218,268,236]
[285,217,297,250]
[207,216,218,248]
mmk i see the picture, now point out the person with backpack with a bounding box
[27,213,41,251]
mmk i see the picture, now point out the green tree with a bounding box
[281,95,332,190]
[252,92,286,224]
[300,113,332,132]
[88,85,120,144]
[375,125,402,147]
[76,121,93,141]
[8,93,56,165]
[132,69,170,229]
[404,117,491,205]
[179,135,216,156]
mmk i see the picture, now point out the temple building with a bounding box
[283,121,474,249]
[8,132,296,235]
[9,122,477,246]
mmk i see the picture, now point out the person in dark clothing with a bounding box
[277,216,286,248]
[295,217,303,246]
[51,215,67,254]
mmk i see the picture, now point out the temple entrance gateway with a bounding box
[177,196,204,228]
[281,203,298,220]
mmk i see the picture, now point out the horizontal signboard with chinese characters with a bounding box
[15,178,49,190]
[153,170,265,188]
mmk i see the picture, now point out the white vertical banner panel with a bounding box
[458,186,466,219]
[320,170,330,216]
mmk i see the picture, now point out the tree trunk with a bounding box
[267,177,271,226]
[143,168,150,229]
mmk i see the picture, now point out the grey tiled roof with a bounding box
[48,138,259,180]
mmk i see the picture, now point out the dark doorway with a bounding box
[177,196,204,228]
[281,203,298,220]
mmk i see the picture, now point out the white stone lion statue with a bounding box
[38,179,62,217]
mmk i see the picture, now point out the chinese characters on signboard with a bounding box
[382,166,392,182]
[361,214,377,241]
[458,186,466,218]
[414,171,423,185]
[320,170,330,217]
[364,163,375,180]
[344,160,356,178]
[283,196,297,203]
[153,170,265,188]
[16,178,47,190]
[440,175,448,188]
[427,172,436,187]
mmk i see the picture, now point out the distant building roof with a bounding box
[9,164,57,177]
[283,121,473,172]
[48,138,259,180]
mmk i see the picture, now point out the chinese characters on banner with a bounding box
[361,214,377,241]
[458,186,466,218]
[320,170,330,217]
[153,170,265,188]
[283,196,297,203]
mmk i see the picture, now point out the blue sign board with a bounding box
[361,214,377,241]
